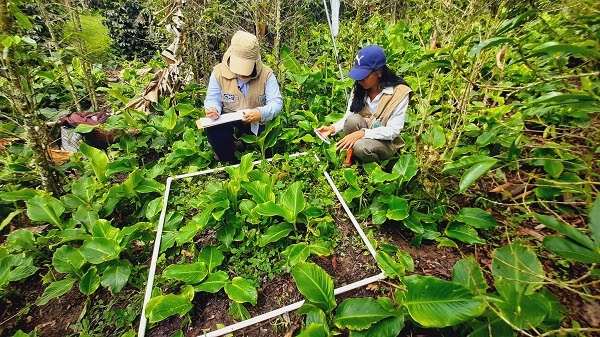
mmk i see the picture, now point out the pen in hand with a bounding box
[206,107,219,120]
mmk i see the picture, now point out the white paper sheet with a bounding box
[196,109,260,135]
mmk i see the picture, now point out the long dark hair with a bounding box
[349,65,410,113]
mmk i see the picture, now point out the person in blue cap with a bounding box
[316,45,412,163]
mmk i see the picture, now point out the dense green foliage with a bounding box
[64,14,112,64]
[1,0,599,336]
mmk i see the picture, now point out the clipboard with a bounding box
[314,129,331,144]
[196,110,247,129]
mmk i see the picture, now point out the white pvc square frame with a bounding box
[138,152,385,337]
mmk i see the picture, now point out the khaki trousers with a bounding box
[343,114,395,163]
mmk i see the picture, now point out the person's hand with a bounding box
[242,108,261,123]
[205,107,219,120]
[336,130,365,150]
[316,125,335,138]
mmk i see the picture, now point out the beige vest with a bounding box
[213,52,273,113]
[358,84,412,150]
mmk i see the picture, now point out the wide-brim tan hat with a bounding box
[227,31,260,76]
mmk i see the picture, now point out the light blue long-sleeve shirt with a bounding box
[203,72,283,123]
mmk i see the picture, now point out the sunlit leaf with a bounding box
[334,298,394,330]
[458,159,497,193]
[292,262,336,314]
[224,277,258,305]
[37,278,76,306]
[468,37,513,56]
[401,275,484,327]
[145,294,192,323]
[492,241,544,295]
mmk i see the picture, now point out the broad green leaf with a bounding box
[254,202,291,220]
[417,59,452,72]
[402,214,424,234]
[495,10,535,35]
[216,224,236,248]
[468,37,513,56]
[280,45,301,73]
[458,159,498,193]
[296,323,328,337]
[7,262,38,283]
[27,195,65,228]
[350,315,405,337]
[241,181,275,204]
[229,301,251,321]
[376,251,405,278]
[494,279,550,329]
[282,243,311,267]
[589,196,600,245]
[468,315,514,337]
[145,294,192,323]
[291,262,336,313]
[530,41,600,58]
[343,168,361,190]
[531,92,596,105]
[392,154,419,184]
[79,266,101,295]
[542,236,600,264]
[534,213,594,250]
[101,260,132,295]
[334,298,394,330]
[175,103,196,117]
[401,275,484,327]
[279,181,306,222]
[52,245,85,277]
[224,277,258,305]
[37,278,76,306]
[145,196,163,221]
[163,262,208,284]
[161,108,177,130]
[386,197,409,221]
[79,238,121,264]
[193,271,229,293]
[454,208,498,229]
[0,188,37,202]
[80,143,108,183]
[71,176,97,203]
[6,229,35,250]
[197,246,224,271]
[14,11,34,29]
[134,178,165,194]
[445,223,485,244]
[343,187,364,202]
[397,251,414,272]
[73,206,99,230]
[542,159,563,178]
[492,241,544,295]
[452,255,488,293]
[442,155,494,175]
[1,210,23,232]
[91,219,120,240]
[259,223,294,247]
[309,241,334,256]
[371,166,400,184]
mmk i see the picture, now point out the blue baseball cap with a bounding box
[348,45,387,81]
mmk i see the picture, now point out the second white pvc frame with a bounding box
[137,153,386,337]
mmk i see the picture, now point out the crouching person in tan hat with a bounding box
[203,31,283,164]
